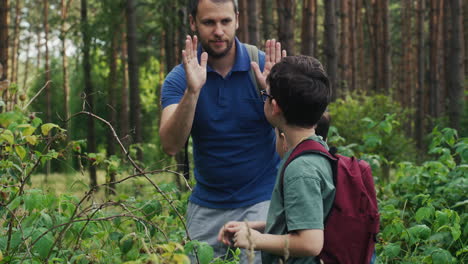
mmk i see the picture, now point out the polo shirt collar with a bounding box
[197,37,250,73]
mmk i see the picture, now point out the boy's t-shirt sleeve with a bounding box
[283,156,331,231]
[161,65,186,108]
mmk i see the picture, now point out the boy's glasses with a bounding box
[260,89,274,102]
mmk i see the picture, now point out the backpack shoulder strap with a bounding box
[279,139,337,196]
[244,43,261,96]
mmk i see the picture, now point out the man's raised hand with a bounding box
[182,35,208,94]
[251,39,287,91]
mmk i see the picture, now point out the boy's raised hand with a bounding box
[251,39,287,91]
[182,35,208,94]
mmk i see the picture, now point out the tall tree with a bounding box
[415,0,425,149]
[237,0,248,43]
[247,0,259,46]
[277,0,296,55]
[324,0,338,100]
[120,26,130,148]
[301,0,317,56]
[126,0,142,161]
[400,0,414,137]
[81,0,97,188]
[339,0,350,94]
[44,0,51,123]
[447,0,464,131]
[10,0,20,84]
[0,0,9,109]
[61,0,74,137]
[261,0,274,43]
[355,0,365,92]
[428,0,444,120]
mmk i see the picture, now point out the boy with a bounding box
[218,55,334,264]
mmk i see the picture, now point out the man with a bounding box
[159,0,285,262]
[218,55,334,264]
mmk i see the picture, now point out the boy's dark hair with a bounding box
[189,0,238,18]
[267,55,331,128]
[315,111,331,141]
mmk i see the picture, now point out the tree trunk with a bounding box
[363,0,376,93]
[81,0,97,188]
[324,0,338,101]
[61,0,73,137]
[44,0,51,122]
[415,0,425,149]
[22,36,31,93]
[107,28,118,195]
[339,0,350,95]
[10,0,20,84]
[356,0,365,92]
[126,0,142,161]
[120,27,130,149]
[401,0,414,137]
[301,0,317,56]
[247,0,259,46]
[0,0,8,82]
[381,0,390,95]
[428,0,444,121]
[261,0,273,43]
[237,0,248,43]
[447,0,464,131]
[277,0,296,55]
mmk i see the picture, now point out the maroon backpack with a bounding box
[280,139,380,264]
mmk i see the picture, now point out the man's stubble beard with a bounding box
[200,37,235,59]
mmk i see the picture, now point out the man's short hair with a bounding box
[189,0,238,18]
[267,55,331,128]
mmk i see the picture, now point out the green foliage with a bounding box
[376,127,467,263]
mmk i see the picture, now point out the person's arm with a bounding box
[159,35,208,156]
[230,225,324,257]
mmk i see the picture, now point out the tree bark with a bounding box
[401,0,414,137]
[44,0,51,123]
[339,0,350,95]
[356,0,364,92]
[428,0,444,120]
[107,27,119,195]
[61,0,73,138]
[120,26,130,149]
[81,0,97,188]
[11,0,20,84]
[324,0,338,101]
[261,0,273,43]
[237,0,248,43]
[247,0,259,46]
[447,0,464,131]
[276,0,296,55]
[0,0,8,82]
[301,0,317,56]
[415,0,425,149]
[126,0,142,161]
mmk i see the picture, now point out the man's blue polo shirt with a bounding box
[161,38,280,209]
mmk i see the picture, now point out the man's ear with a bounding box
[189,15,197,32]
[235,12,239,30]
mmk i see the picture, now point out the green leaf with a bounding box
[415,207,434,223]
[383,243,401,258]
[197,242,214,264]
[25,135,37,145]
[41,123,59,136]
[17,124,36,136]
[7,196,22,211]
[431,249,455,264]
[14,145,26,160]
[408,224,431,240]
[0,129,14,144]
[32,228,54,259]
[120,238,134,254]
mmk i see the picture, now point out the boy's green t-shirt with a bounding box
[262,135,335,264]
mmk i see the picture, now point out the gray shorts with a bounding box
[186,200,270,264]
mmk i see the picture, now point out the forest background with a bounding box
[0,0,466,263]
